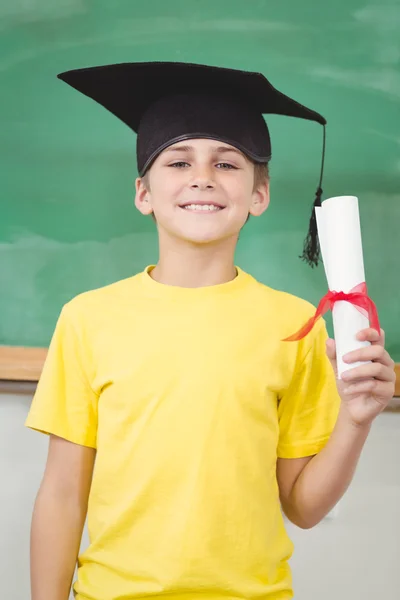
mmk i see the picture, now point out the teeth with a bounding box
[183,204,222,211]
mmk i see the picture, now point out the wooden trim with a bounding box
[0,346,47,382]
[1,346,399,397]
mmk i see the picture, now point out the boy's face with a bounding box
[135,138,270,245]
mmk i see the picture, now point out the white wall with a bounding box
[2,391,399,599]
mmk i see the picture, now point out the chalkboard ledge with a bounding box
[0,346,399,401]
[0,346,47,382]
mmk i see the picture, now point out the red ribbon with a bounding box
[283,282,381,342]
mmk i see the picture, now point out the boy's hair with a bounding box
[143,161,270,224]
[253,161,270,191]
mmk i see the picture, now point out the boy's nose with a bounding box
[189,166,215,191]
[190,181,215,190]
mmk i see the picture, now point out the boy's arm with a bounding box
[278,327,395,530]
[277,406,370,529]
[31,435,96,600]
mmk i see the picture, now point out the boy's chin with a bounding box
[159,218,242,244]
[175,227,240,245]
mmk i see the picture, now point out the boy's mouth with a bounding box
[179,203,225,212]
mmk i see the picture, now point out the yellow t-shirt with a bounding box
[26,265,340,600]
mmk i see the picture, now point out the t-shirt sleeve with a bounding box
[25,302,99,448]
[277,318,341,459]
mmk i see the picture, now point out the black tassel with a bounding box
[300,187,322,268]
[300,124,326,268]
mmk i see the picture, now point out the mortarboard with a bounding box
[57,61,327,267]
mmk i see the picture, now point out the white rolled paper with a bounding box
[315,196,370,379]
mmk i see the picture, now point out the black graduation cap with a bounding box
[57,61,327,267]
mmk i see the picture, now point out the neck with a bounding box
[151,232,238,288]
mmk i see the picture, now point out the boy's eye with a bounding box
[216,163,237,170]
[170,161,190,168]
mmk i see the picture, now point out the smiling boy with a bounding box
[136,138,270,277]
[25,62,395,600]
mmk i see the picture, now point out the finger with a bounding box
[344,379,394,398]
[343,379,379,395]
[343,345,394,368]
[342,362,396,383]
[325,338,336,360]
[326,339,338,378]
[356,328,385,346]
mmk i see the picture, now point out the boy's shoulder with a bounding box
[248,277,324,345]
[250,275,317,322]
[63,271,143,317]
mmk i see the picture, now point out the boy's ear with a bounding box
[134,177,153,215]
[249,180,270,217]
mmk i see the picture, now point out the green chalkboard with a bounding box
[1,1,400,359]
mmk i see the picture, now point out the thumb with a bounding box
[326,338,338,376]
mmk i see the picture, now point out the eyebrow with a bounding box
[165,144,245,158]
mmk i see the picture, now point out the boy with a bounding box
[25,62,396,600]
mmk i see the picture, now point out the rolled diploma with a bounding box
[315,196,370,379]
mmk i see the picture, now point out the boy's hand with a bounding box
[326,328,396,428]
